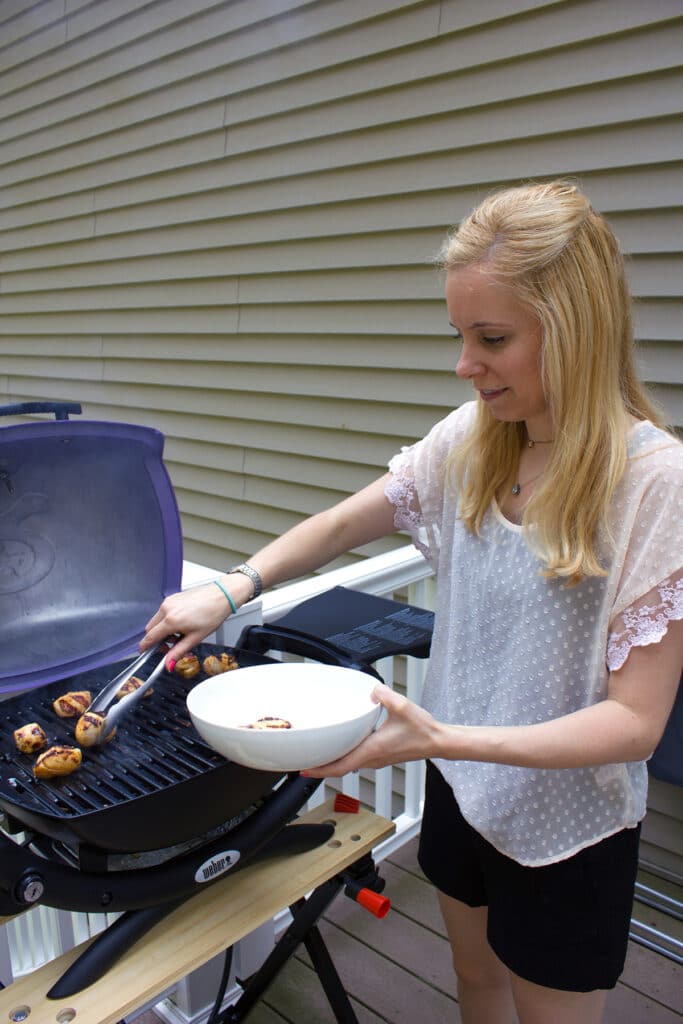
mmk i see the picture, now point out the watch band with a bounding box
[228,562,263,599]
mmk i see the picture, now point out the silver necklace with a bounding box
[513,436,554,493]
[511,470,545,496]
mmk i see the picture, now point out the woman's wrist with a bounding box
[430,721,474,762]
[213,573,253,612]
[227,562,263,600]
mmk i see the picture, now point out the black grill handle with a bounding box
[237,623,383,680]
[0,401,82,420]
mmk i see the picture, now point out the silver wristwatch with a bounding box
[228,562,263,599]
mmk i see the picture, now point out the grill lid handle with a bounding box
[0,401,82,420]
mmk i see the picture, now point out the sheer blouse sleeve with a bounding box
[607,432,683,671]
[383,402,477,568]
[607,570,683,671]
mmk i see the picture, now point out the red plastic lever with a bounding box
[334,793,360,813]
[355,888,391,919]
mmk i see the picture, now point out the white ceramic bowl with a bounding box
[186,661,382,771]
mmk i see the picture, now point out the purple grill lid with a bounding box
[0,413,182,693]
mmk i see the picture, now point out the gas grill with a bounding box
[0,403,384,1002]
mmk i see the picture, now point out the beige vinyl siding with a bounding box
[1,1,682,873]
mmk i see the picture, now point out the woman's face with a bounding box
[446,264,552,438]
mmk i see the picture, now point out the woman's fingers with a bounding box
[139,584,231,657]
[304,687,441,778]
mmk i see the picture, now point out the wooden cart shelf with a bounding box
[0,799,394,1024]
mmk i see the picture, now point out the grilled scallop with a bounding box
[243,717,292,730]
[53,690,92,718]
[34,745,82,779]
[14,722,48,755]
[174,654,200,679]
[202,653,239,676]
[75,711,113,747]
[116,675,153,700]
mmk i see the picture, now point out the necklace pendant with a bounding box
[511,483,521,496]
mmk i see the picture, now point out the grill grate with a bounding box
[0,643,282,852]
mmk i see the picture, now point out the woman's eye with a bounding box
[483,335,505,345]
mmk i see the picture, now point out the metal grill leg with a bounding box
[220,878,358,1023]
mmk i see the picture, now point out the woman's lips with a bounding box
[478,387,508,401]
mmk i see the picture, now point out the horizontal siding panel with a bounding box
[167,437,381,493]
[2,164,681,269]
[0,0,185,70]
[636,344,683,386]
[2,0,679,155]
[0,0,48,26]
[0,231,443,288]
[0,388,428,472]
[650,384,683,426]
[0,356,459,407]
[0,332,455,371]
[4,40,683,179]
[2,169,681,272]
[634,300,683,343]
[628,255,683,298]
[1,373,455,437]
[2,208,681,290]
[0,267,436,309]
[3,119,681,246]
[0,254,678,306]
[3,86,682,210]
[178,501,396,564]
[0,0,427,114]
[172,460,366,521]
[0,0,311,86]
[0,299,446,335]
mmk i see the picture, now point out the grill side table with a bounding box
[0,799,394,1023]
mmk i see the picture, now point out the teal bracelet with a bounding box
[213,579,237,615]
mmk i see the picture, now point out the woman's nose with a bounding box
[455,343,484,379]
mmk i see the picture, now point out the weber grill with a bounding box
[0,403,383,1000]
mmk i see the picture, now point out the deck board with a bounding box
[138,836,681,1023]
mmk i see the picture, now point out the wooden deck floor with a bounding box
[140,836,682,1023]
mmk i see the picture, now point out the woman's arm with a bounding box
[305,615,683,776]
[141,473,397,661]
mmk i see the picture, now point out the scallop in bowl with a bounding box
[186,662,382,772]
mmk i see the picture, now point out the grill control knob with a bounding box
[16,873,44,905]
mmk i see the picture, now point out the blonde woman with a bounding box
[143,181,683,1024]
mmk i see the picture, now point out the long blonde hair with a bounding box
[438,180,666,583]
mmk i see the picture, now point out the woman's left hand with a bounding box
[303,683,444,778]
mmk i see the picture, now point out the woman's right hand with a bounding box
[141,576,251,665]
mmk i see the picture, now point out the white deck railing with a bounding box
[0,545,434,993]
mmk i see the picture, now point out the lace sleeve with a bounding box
[385,457,423,532]
[383,402,478,567]
[607,572,683,671]
[384,456,431,559]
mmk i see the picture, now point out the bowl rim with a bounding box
[186,661,380,734]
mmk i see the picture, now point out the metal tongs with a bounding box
[89,636,177,744]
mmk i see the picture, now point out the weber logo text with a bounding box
[195,850,241,883]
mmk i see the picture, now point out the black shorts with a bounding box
[418,760,641,992]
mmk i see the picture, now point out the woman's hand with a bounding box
[303,684,444,778]
[141,577,250,665]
